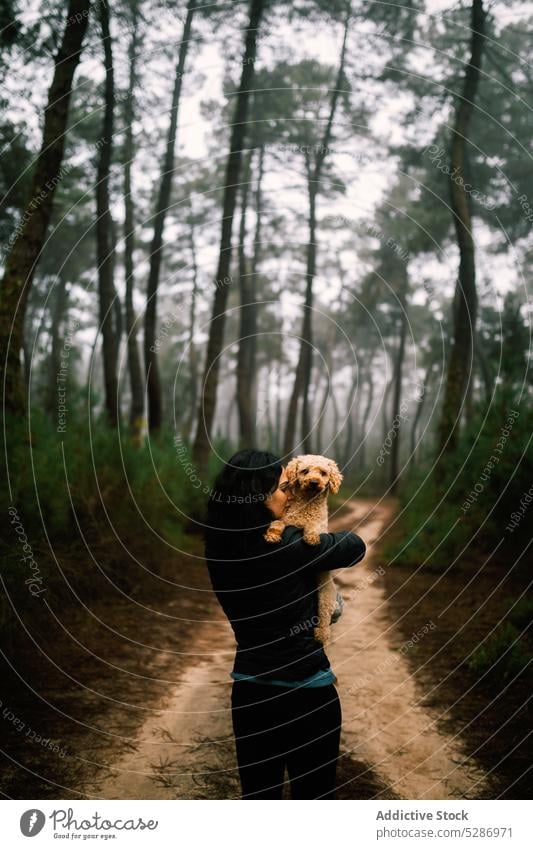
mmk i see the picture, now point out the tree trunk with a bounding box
[111,215,122,346]
[299,177,317,455]
[389,312,407,495]
[342,370,359,467]
[330,385,340,452]
[475,333,492,405]
[314,307,342,454]
[123,0,145,443]
[283,330,306,456]
[113,282,123,342]
[96,0,119,427]
[22,323,31,391]
[265,368,276,448]
[464,362,475,427]
[247,144,264,434]
[283,11,351,456]
[314,372,330,455]
[389,295,408,494]
[282,167,317,456]
[0,0,91,416]
[231,388,240,444]
[236,152,256,447]
[255,366,265,444]
[359,364,375,471]
[111,216,123,365]
[47,272,69,417]
[381,375,393,449]
[307,364,320,450]
[22,299,37,391]
[182,202,200,444]
[144,0,196,433]
[436,0,486,471]
[409,357,434,464]
[275,363,283,454]
[192,0,266,475]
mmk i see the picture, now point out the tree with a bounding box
[0,0,21,62]
[0,0,91,416]
[96,0,119,427]
[0,120,33,246]
[215,67,287,449]
[175,195,201,444]
[46,272,69,416]
[122,0,145,442]
[144,0,198,433]
[282,15,351,455]
[388,264,408,493]
[436,0,487,469]
[393,8,532,459]
[192,0,267,474]
[236,145,265,447]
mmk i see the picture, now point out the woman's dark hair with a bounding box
[204,449,283,557]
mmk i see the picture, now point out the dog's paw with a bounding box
[303,531,321,546]
[264,526,283,543]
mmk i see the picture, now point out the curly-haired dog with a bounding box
[264,454,343,646]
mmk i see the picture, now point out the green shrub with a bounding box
[1,410,233,547]
[509,598,533,631]
[384,390,532,569]
[467,623,531,682]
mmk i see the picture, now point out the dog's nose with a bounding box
[309,480,319,488]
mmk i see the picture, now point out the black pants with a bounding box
[231,680,342,799]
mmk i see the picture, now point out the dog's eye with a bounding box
[320,471,326,475]
[301,468,309,474]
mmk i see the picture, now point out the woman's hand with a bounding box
[330,591,344,624]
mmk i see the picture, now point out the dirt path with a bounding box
[85,498,489,800]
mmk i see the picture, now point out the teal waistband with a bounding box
[230,667,336,688]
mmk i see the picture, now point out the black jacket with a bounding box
[205,526,366,682]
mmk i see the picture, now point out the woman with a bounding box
[204,449,366,799]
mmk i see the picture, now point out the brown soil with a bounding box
[0,497,526,799]
[382,518,532,800]
[0,532,219,799]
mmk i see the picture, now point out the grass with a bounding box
[382,392,532,570]
[467,622,532,683]
[0,408,232,635]
[1,408,230,544]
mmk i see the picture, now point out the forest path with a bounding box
[86,498,488,800]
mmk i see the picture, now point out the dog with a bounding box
[264,454,343,646]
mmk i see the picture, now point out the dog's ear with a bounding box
[285,457,300,486]
[327,460,343,494]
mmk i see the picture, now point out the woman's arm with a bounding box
[298,530,366,572]
[330,591,344,623]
